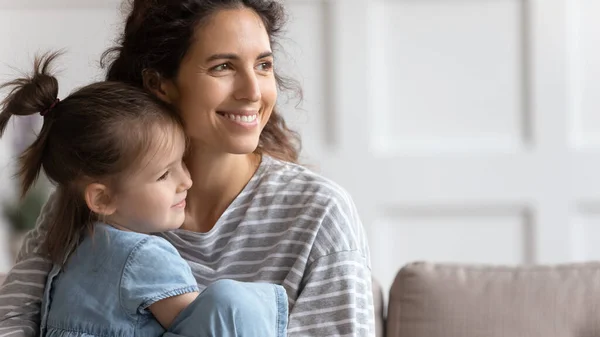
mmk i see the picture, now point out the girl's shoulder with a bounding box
[66,224,192,298]
[68,223,155,271]
[80,223,151,252]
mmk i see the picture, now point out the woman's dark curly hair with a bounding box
[102,0,301,162]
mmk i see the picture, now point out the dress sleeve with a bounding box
[119,236,199,317]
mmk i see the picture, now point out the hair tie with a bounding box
[41,98,60,117]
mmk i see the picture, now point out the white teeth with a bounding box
[225,114,258,123]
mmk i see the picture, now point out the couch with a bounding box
[373,261,600,337]
[5,261,600,336]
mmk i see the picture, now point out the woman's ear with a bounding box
[84,183,117,216]
[142,69,178,104]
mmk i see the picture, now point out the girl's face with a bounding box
[160,7,277,155]
[106,129,192,233]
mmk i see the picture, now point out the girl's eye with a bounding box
[257,61,273,71]
[157,171,169,181]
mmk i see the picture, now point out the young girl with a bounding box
[0,52,288,337]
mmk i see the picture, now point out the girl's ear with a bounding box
[83,183,117,216]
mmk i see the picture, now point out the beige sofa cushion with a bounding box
[387,262,600,337]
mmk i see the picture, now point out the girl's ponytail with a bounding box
[0,51,61,198]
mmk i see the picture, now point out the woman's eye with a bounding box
[211,63,231,72]
[257,61,273,71]
[157,171,169,181]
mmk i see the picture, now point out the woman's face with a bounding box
[164,7,277,155]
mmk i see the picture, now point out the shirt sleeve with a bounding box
[287,251,375,336]
[287,188,376,336]
[120,236,199,317]
[0,192,56,337]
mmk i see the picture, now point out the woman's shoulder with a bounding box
[256,156,368,256]
[257,156,354,208]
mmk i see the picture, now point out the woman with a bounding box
[0,0,374,336]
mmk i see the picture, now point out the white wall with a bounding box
[0,1,122,271]
[280,0,600,296]
[1,0,600,302]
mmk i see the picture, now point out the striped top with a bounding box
[0,155,374,336]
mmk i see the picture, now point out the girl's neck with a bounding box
[182,144,261,233]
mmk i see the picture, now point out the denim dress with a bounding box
[40,223,199,337]
[40,223,289,337]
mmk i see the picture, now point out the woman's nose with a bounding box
[234,69,261,102]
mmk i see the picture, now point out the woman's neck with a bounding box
[182,144,261,233]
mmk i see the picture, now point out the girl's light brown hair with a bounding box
[0,51,184,264]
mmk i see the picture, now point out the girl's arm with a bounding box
[149,292,199,329]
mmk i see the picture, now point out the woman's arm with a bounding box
[287,251,375,336]
[0,193,56,337]
[287,190,375,336]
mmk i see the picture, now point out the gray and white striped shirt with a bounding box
[0,155,374,336]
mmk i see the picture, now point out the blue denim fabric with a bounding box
[40,223,288,337]
[164,279,288,337]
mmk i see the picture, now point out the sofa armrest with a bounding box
[387,262,600,337]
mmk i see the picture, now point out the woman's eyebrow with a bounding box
[205,51,273,63]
